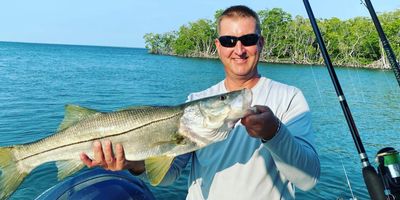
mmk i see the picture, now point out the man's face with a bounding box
[215,17,264,81]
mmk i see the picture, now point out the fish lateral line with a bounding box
[17,109,184,162]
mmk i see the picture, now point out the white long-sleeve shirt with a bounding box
[145,77,320,199]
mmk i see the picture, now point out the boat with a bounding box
[35,168,155,200]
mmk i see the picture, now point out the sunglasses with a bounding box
[218,33,260,47]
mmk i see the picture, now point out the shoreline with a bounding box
[148,51,393,70]
[0,41,392,70]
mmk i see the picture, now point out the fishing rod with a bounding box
[363,1,400,198]
[301,0,386,199]
[362,0,400,87]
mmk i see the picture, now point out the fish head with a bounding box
[180,88,252,147]
[198,88,253,129]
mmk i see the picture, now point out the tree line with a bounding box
[144,8,400,69]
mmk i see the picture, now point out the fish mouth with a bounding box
[241,88,253,108]
[230,88,252,115]
[225,88,252,128]
[227,118,240,129]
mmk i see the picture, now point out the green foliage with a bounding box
[143,8,400,68]
[259,8,293,59]
[143,32,177,54]
[380,10,400,59]
[173,19,217,57]
[173,25,195,55]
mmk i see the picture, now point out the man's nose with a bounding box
[234,41,246,55]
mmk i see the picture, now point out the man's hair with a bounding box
[217,5,261,35]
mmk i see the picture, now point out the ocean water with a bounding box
[0,41,399,199]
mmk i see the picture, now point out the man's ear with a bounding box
[215,38,221,53]
[215,38,220,47]
[258,35,265,49]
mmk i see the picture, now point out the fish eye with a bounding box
[219,95,227,101]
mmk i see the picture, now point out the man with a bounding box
[81,5,320,199]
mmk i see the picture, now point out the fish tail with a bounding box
[0,147,27,200]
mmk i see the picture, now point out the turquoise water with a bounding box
[0,41,399,199]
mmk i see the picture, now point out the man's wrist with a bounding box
[261,119,282,143]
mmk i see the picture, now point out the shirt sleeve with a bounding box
[263,90,320,191]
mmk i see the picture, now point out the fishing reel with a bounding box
[375,147,400,200]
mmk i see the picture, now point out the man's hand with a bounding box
[241,105,280,141]
[80,140,145,174]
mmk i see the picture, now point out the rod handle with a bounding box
[363,165,386,200]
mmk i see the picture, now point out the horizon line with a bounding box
[0,40,145,49]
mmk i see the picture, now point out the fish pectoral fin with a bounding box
[151,135,187,147]
[144,156,174,186]
[58,105,100,131]
[55,159,85,180]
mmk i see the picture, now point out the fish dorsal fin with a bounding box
[58,104,100,131]
[55,159,85,180]
[145,156,174,186]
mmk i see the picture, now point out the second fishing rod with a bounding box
[302,0,386,199]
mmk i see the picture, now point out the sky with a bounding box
[0,0,399,48]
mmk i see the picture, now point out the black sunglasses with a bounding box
[218,33,260,47]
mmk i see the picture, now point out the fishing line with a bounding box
[342,159,357,200]
[353,69,367,104]
[309,66,325,112]
[345,67,367,104]
[309,65,358,198]
[382,71,400,96]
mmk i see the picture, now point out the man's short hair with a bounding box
[217,5,261,35]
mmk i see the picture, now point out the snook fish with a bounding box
[0,89,252,200]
